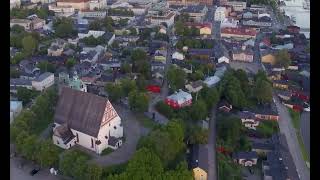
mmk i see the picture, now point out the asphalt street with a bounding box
[300,112,310,159]
[207,108,217,180]
[273,95,310,180]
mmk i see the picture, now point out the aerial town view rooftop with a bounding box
[10,0,310,179]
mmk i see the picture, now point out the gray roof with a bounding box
[10,78,32,86]
[191,144,208,172]
[108,136,121,147]
[182,5,207,13]
[34,72,53,82]
[54,87,111,137]
[54,125,76,145]
[238,111,255,119]
[233,151,258,159]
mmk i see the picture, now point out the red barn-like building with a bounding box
[165,90,192,109]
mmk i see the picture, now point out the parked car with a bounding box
[30,168,40,176]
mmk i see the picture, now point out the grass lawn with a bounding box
[288,108,300,130]
[297,131,310,166]
[135,114,158,129]
[288,108,309,167]
[101,147,114,156]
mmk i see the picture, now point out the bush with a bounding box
[101,147,114,156]
[256,120,279,138]
[155,101,174,118]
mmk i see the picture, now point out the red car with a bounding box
[146,85,161,93]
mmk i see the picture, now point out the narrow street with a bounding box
[207,108,217,180]
[300,112,310,158]
[273,95,310,180]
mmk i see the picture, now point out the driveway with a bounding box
[10,157,61,180]
[300,112,310,158]
[91,105,147,166]
[207,108,217,180]
[273,95,310,180]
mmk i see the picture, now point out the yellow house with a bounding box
[200,27,211,35]
[190,144,208,180]
[261,53,276,65]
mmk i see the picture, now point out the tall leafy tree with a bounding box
[128,90,149,112]
[22,35,38,55]
[252,78,273,104]
[167,65,186,91]
[275,49,291,68]
[105,83,123,102]
[190,99,208,121]
[37,140,60,168]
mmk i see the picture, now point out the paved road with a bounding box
[300,112,310,158]
[207,108,217,180]
[273,95,310,180]
[10,157,61,180]
[91,105,147,166]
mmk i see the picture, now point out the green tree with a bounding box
[275,49,291,68]
[59,150,90,178]
[17,134,39,161]
[189,127,209,144]
[105,83,123,102]
[120,62,131,74]
[130,49,150,77]
[120,78,137,97]
[252,78,273,104]
[128,27,137,35]
[37,140,60,168]
[86,164,103,180]
[190,99,207,121]
[66,57,77,69]
[118,18,129,26]
[167,65,187,91]
[190,70,204,81]
[139,121,185,165]
[174,21,184,36]
[218,153,242,180]
[11,24,25,34]
[54,18,76,38]
[89,20,103,30]
[234,69,250,96]
[155,101,174,118]
[237,135,251,151]
[22,35,38,55]
[217,116,242,151]
[16,87,38,105]
[136,75,147,91]
[128,90,149,112]
[200,86,220,110]
[37,61,56,73]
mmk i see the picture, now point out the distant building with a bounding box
[168,0,212,6]
[214,7,226,22]
[56,0,90,11]
[48,4,75,17]
[146,11,176,27]
[226,1,246,12]
[181,5,208,22]
[233,151,258,166]
[10,0,21,9]
[59,72,87,92]
[31,72,55,91]
[10,19,32,31]
[221,27,257,40]
[232,45,254,62]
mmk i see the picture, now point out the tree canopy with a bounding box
[167,65,187,91]
[275,49,291,68]
[22,35,38,55]
[128,90,149,112]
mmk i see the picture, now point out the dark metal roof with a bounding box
[54,87,109,137]
[34,72,53,82]
[232,151,258,159]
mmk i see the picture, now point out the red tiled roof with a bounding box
[221,27,257,36]
[57,0,89,3]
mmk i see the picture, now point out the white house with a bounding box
[218,56,230,64]
[48,5,75,17]
[172,51,184,60]
[10,0,21,9]
[214,7,226,22]
[89,0,107,10]
[52,87,123,154]
[203,76,221,87]
[31,72,55,91]
[78,30,105,39]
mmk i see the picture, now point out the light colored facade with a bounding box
[89,0,106,10]
[241,118,260,130]
[214,7,226,22]
[78,10,106,18]
[218,56,230,64]
[32,18,46,30]
[147,11,175,27]
[10,0,21,9]
[78,30,105,39]
[57,0,90,10]
[49,5,75,17]
[53,89,124,154]
[221,27,257,40]
[10,19,32,31]
[232,52,253,62]
[167,0,213,6]
[226,1,246,12]
[165,90,192,109]
[242,20,272,27]
[31,72,55,91]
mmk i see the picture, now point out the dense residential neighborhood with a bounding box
[10,0,309,180]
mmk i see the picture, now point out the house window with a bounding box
[76,133,79,142]
[114,126,117,129]
[91,138,94,148]
[57,140,59,144]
